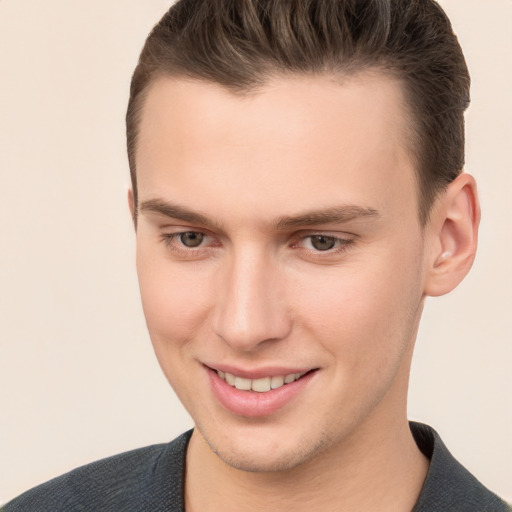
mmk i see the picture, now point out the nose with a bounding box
[211,247,292,352]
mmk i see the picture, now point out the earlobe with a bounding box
[423,173,480,297]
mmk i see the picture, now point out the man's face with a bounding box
[134,73,428,472]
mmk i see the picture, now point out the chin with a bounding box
[199,422,332,474]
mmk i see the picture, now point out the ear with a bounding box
[423,173,480,297]
[128,188,137,228]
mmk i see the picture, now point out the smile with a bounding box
[216,370,308,393]
[208,366,318,416]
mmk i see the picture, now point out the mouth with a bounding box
[206,365,318,417]
[215,369,310,393]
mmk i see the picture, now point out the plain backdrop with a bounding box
[0,0,511,505]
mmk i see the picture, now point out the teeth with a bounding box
[251,377,271,393]
[218,371,307,393]
[270,375,284,389]
[234,377,252,391]
[284,373,296,384]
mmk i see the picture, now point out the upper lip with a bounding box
[205,363,316,379]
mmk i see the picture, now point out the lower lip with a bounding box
[206,367,316,418]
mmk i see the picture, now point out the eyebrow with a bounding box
[273,206,380,230]
[139,199,216,228]
[139,198,380,230]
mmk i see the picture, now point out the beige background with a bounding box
[0,0,510,505]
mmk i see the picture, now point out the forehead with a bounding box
[135,72,418,224]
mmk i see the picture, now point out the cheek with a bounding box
[293,247,424,367]
[136,248,213,345]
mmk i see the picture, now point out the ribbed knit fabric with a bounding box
[3,423,510,511]
[410,422,511,512]
[2,432,191,512]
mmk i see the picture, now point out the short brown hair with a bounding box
[127,0,470,225]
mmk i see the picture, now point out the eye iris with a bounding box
[179,232,204,247]
[311,235,336,251]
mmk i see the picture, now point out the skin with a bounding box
[131,72,479,511]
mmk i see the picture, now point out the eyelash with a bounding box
[295,234,354,253]
[160,232,215,258]
[160,231,355,259]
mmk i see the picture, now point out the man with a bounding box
[3,0,510,511]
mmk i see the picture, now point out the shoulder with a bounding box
[411,422,511,512]
[2,431,192,512]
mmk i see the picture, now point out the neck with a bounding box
[185,406,428,512]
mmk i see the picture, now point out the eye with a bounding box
[293,233,355,259]
[178,231,205,248]
[301,234,350,252]
[161,231,212,253]
[307,235,337,251]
